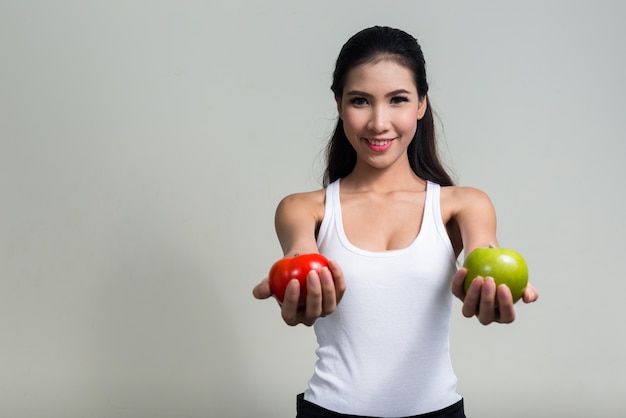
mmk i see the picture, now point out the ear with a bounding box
[416,95,428,120]
[335,97,343,120]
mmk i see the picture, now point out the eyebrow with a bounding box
[345,89,412,97]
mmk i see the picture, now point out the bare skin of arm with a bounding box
[252,190,346,326]
[443,186,539,325]
[254,184,538,327]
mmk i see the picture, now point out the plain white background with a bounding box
[1,1,625,417]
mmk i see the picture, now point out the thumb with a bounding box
[252,278,272,300]
[451,267,468,298]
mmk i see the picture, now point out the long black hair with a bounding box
[323,26,454,187]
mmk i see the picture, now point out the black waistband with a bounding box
[296,393,466,418]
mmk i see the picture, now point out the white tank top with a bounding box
[304,179,461,417]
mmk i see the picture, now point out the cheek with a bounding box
[341,111,366,133]
[398,113,419,133]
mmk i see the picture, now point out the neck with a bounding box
[342,162,425,192]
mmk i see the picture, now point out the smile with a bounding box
[363,137,395,151]
[367,139,392,146]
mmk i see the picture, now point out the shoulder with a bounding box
[274,188,327,255]
[275,188,326,225]
[441,185,498,253]
[440,185,494,215]
[277,188,326,213]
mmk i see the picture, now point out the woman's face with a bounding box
[337,59,427,172]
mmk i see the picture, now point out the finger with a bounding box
[477,277,497,325]
[252,278,271,300]
[522,283,539,303]
[461,277,483,318]
[451,268,468,300]
[303,270,323,325]
[281,279,302,326]
[496,284,515,323]
[319,266,337,315]
[327,259,346,303]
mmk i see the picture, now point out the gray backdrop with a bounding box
[1,1,625,417]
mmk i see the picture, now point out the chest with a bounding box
[340,191,428,252]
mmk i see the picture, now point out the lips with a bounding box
[367,138,391,146]
[363,137,394,151]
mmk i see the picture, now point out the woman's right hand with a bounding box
[252,259,346,326]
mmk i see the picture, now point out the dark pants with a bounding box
[296,394,466,418]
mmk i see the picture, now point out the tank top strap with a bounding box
[425,181,456,261]
[327,179,340,211]
[316,179,340,246]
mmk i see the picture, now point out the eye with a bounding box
[349,97,368,106]
[390,96,409,104]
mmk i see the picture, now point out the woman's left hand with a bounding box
[452,267,539,325]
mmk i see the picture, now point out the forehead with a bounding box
[343,60,416,92]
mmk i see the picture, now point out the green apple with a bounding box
[463,245,529,303]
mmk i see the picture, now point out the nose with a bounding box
[367,105,390,133]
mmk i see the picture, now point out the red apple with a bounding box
[268,253,329,307]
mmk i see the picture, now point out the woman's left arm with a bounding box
[449,187,539,325]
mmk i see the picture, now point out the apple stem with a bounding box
[488,243,496,249]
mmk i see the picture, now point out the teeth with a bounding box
[368,139,389,145]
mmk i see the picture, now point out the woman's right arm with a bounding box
[252,191,346,326]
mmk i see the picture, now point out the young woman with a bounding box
[253,26,539,418]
